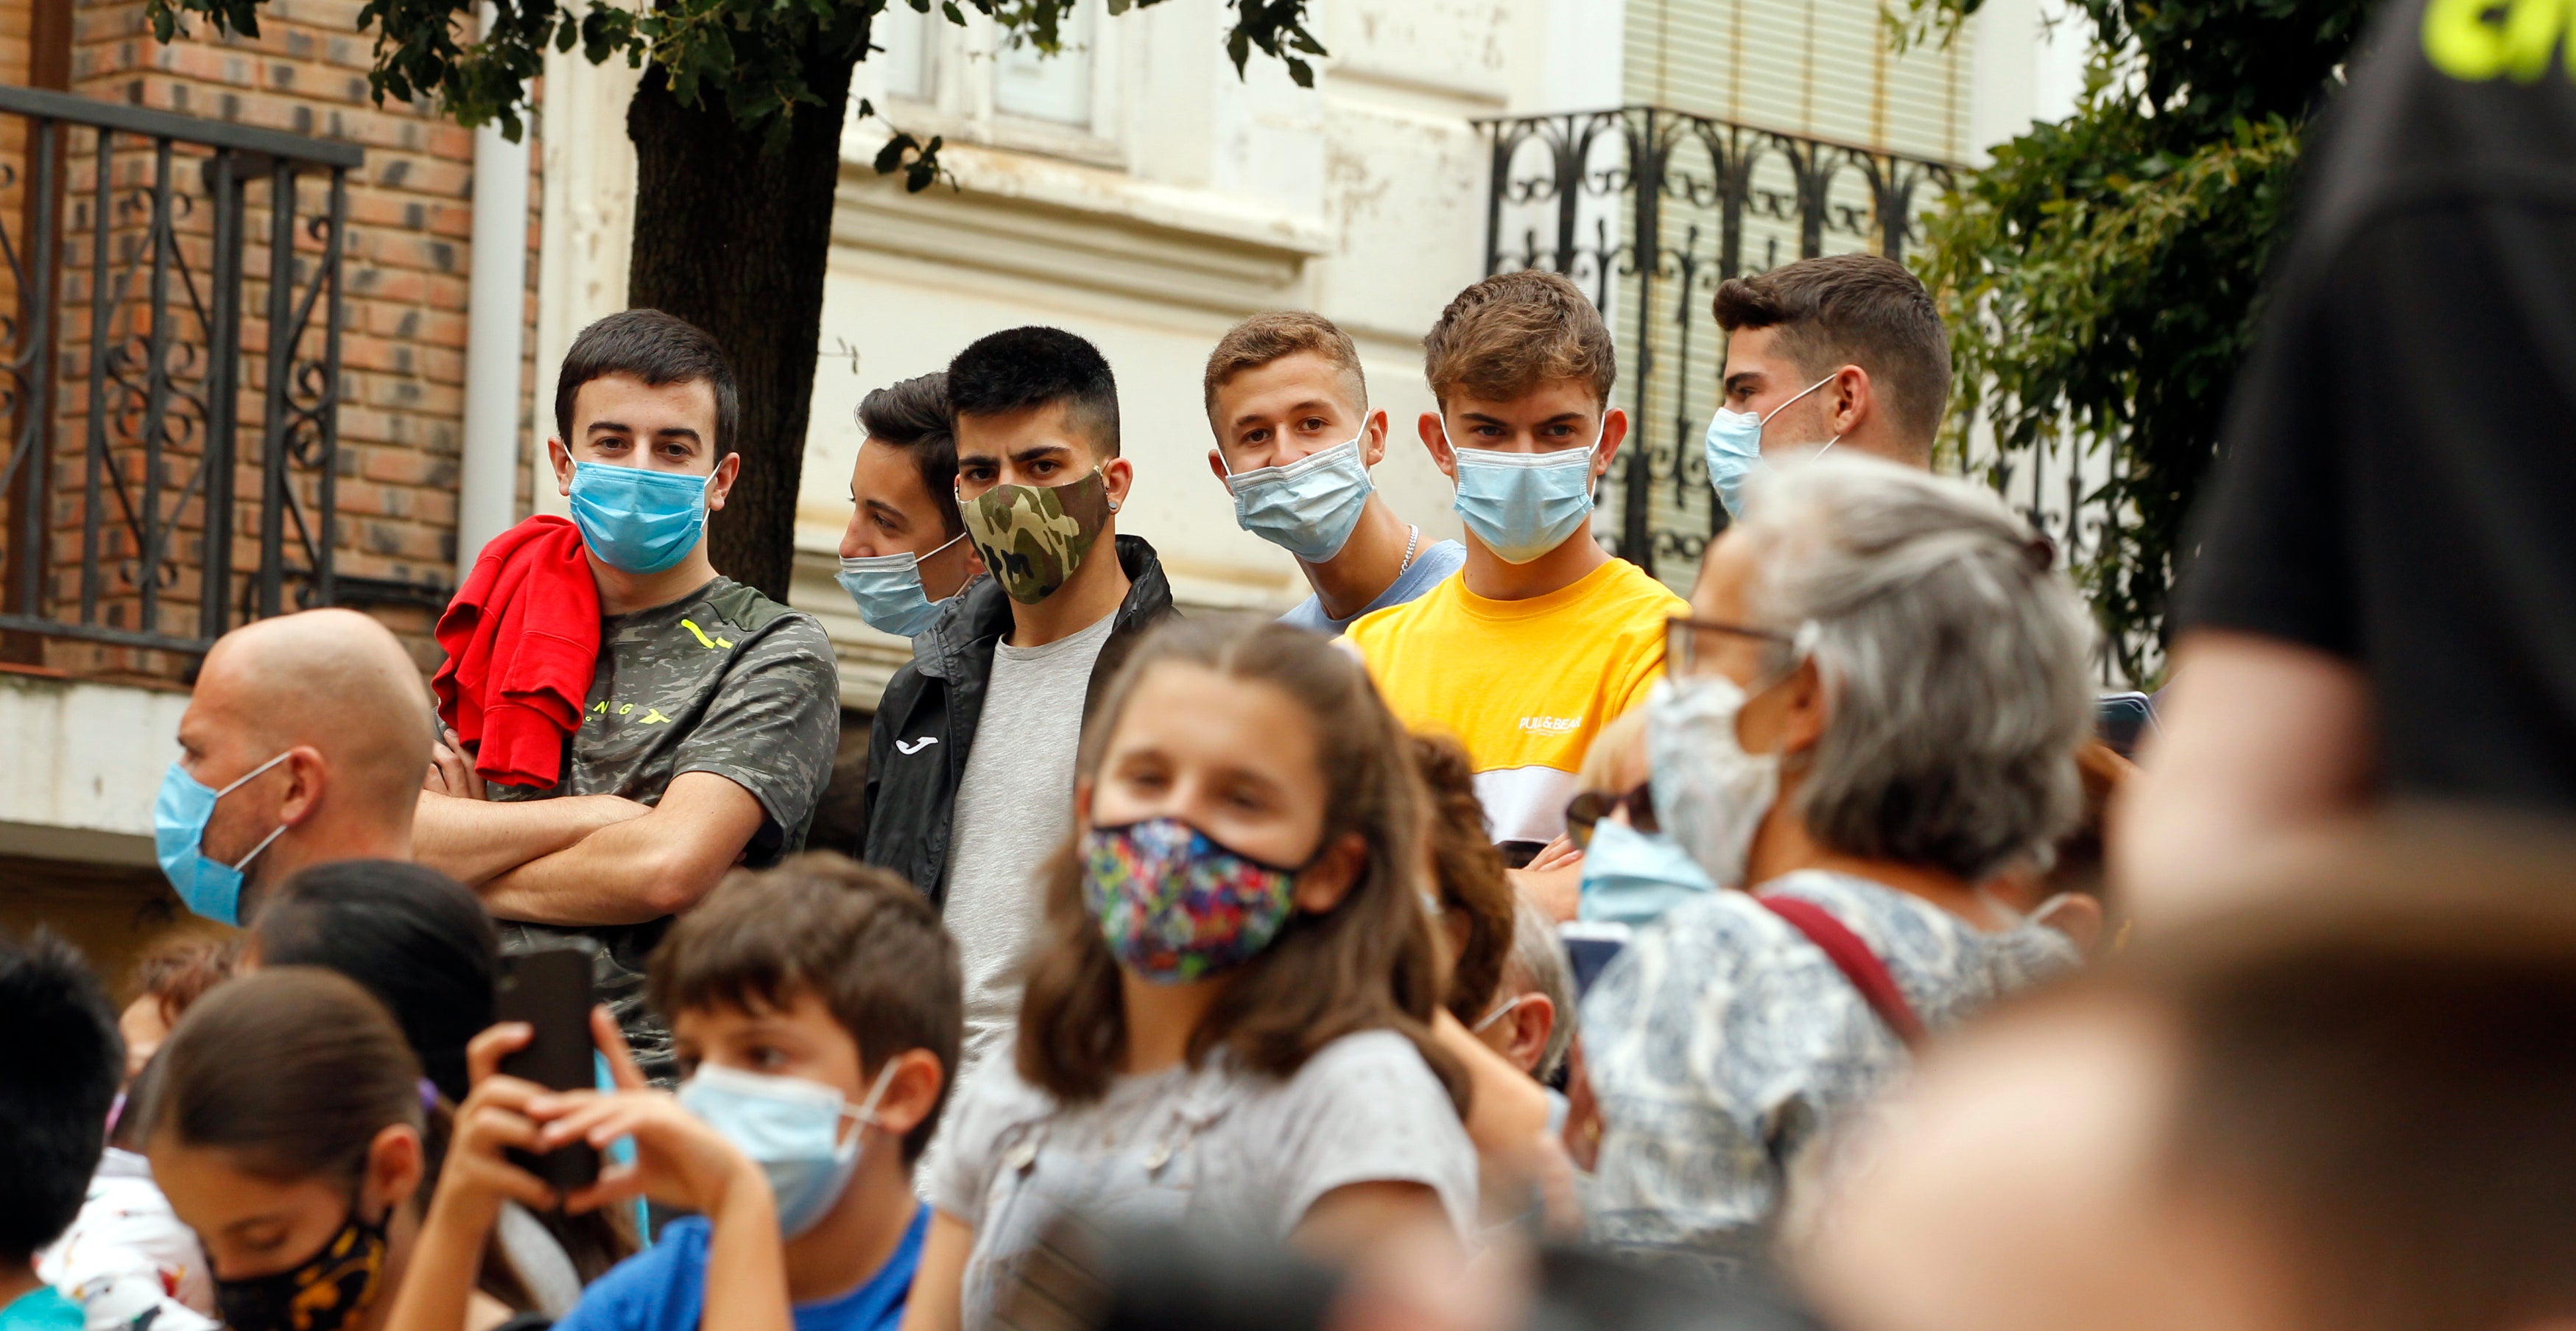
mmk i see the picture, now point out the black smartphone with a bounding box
[494,945,601,1194]
[2096,690,2157,759]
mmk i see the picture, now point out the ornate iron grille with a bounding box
[0,85,362,661]
[1474,106,1958,587]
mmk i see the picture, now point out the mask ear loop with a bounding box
[1756,373,1844,456]
[214,749,297,872]
[837,1056,907,1159]
[1739,620,1828,773]
[1472,994,1527,1034]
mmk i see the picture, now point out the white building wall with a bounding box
[0,675,193,866]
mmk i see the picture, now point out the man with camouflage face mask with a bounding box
[862,326,1175,1072]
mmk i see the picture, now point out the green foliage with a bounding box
[143,0,1324,178]
[1907,0,2373,682]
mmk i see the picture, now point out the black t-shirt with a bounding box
[2180,0,2576,811]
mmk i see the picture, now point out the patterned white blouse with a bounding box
[1581,869,2080,1273]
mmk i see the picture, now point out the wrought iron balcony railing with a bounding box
[1475,105,1960,586]
[0,84,368,667]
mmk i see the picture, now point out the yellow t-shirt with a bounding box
[1345,558,1686,846]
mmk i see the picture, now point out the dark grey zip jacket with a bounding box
[859,535,1177,907]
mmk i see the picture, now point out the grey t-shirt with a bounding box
[1275,539,1466,637]
[490,575,840,1081]
[931,1030,1479,1331]
[943,611,1119,1072]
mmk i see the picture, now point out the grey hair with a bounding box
[1731,454,2096,883]
[1502,896,1576,1082]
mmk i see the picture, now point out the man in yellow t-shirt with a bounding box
[1347,270,1686,905]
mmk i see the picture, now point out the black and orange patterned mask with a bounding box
[214,1203,390,1331]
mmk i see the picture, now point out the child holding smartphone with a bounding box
[387,856,962,1331]
[901,616,1479,1331]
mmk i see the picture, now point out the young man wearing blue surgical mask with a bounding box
[414,309,841,1082]
[388,854,960,1331]
[837,373,985,639]
[1345,272,1687,913]
[1703,253,1949,516]
[1201,311,1465,635]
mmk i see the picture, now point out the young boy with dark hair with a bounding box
[1344,271,1686,913]
[1201,310,1467,636]
[862,326,1175,1071]
[393,853,961,1331]
[416,309,842,1082]
[837,373,986,639]
[0,930,123,1331]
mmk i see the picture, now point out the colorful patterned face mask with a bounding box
[1081,818,1307,983]
[958,467,1113,604]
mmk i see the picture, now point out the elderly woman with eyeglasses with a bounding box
[1578,453,2099,1275]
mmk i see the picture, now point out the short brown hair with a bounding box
[1202,312,1368,421]
[1414,734,1514,1025]
[1016,616,1467,1114]
[1711,254,1950,456]
[1423,270,1616,408]
[648,854,962,1163]
[127,930,239,1029]
[555,309,740,455]
[857,373,963,538]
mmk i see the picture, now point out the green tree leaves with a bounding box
[1909,0,2373,682]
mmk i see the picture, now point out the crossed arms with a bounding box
[414,736,767,927]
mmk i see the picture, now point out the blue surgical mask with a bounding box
[154,751,293,925]
[1577,816,1718,927]
[1222,429,1376,563]
[1704,373,1839,517]
[678,1059,901,1237]
[1449,423,1603,564]
[566,460,714,575]
[836,530,968,639]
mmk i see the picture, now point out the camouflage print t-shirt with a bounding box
[490,575,840,1081]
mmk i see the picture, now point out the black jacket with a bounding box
[859,534,1177,906]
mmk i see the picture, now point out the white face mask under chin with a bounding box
[1645,673,1783,889]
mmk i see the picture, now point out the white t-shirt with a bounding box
[941,611,1119,1072]
[37,1148,218,1331]
[930,1030,1479,1331]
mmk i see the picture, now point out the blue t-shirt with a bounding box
[1276,539,1467,637]
[555,1204,927,1331]
[0,1287,81,1331]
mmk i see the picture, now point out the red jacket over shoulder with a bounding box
[432,516,600,788]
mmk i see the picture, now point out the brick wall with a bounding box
[21,0,538,675]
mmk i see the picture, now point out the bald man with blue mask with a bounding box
[158,609,429,925]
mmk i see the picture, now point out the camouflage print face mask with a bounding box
[960,466,1114,604]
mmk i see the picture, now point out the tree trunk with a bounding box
[624,56,855,603]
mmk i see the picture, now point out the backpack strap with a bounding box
[1761,896,1929,1050]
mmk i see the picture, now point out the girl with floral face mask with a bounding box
[144,969,532,1331]
[900,617,1482,1331]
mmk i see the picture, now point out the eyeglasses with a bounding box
[1566,783,1658,849]
[1664,614,1795,679]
